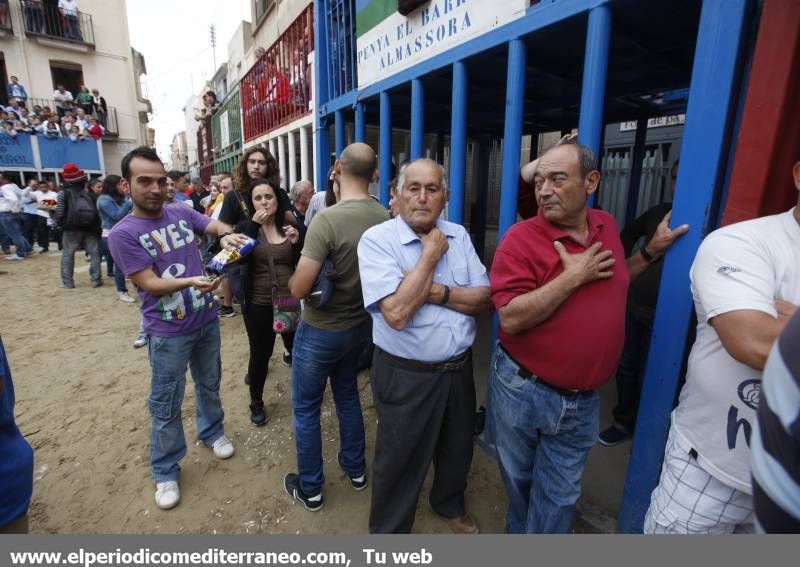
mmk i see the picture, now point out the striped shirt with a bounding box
[752,309,800,533]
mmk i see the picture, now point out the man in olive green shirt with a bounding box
[285,143,389,511]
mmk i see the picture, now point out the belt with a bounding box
[498,344,590,397]
[375,346,471,373]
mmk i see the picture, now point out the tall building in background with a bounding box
[0,0,153,175]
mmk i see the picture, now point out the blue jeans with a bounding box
[147,319,225,482]
[290,319,371,495]
[0,212,31,258]
[487,345,600,533]
[101,236,127,292]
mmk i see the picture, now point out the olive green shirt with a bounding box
[301,198,389,330]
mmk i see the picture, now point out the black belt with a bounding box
[375,346,471,373]
[498,344,591,398]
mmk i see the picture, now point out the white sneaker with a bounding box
[210,435,234,459]
[5,255,23,261]
[132,335,148,349]
[118,291,136,303]
[155,481,180,510]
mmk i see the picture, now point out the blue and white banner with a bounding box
[0,134,35,169]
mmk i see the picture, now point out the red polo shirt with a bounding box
[490,209,629,391]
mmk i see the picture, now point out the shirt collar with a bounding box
[532,208,606,245]
[395,214,457,245]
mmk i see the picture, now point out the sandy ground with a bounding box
[2,251,509,534]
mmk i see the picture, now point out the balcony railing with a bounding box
[20,1,95,47]
[196,116,214,167]
[1,0,13,33]
[27,96,119,136]
[241,4,313,142]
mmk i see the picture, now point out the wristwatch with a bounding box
[440,284,451,305]
[640,247,657,263]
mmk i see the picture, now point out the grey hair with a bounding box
[396,159,449,195]
[547,139,598,178]
[289,180,313,201]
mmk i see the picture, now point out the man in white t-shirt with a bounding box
[644,154,800,534]
[52,85,74,118]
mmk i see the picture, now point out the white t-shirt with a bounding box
[58,0,79,16]
[34,190,59,219]
[0,183,21,214]
[671,209,800,494]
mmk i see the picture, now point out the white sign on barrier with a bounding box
[356,0,526,89]
[220,110,230,150]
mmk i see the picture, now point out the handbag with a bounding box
[261,226,301,334]
[307,258,336,308]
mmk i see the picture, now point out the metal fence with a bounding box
[324,0,357,99]
[598,148,672,224]
[196,116,214,168]
[19,0,95,46]
[27,97,119,136]
[241,4,313,142]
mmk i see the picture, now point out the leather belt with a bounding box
[498,344,590,397]
[375,346,471,373]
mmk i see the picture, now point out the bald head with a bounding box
[338,143,377,182]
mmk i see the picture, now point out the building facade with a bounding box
[0,0,152,176]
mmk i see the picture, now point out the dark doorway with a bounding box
[0,53,7,106]
[50,61,83,96]
[42,0,64,38]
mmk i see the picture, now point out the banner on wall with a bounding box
[355,0,527,88]
[220,110,230,149]
[38,137,102,171]
[0,134,36,168]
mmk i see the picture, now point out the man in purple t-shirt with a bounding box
[108,147,248,511]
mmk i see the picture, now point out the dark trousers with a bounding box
[35,216,50,250]
[22,213,38,247]
[242,302,294,403]
[369,347,476,534]
[611,300,655,432]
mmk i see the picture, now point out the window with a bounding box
[50,61,84,96]
[254,0,277,25]
[0,53,7,106]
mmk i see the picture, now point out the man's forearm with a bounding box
[136,276,194,297]
[379,257,437,330]
[499,272,581,334]
[626,249,653,279]
[430,284,493,315]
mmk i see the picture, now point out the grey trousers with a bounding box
[369,347,476,534]
[61,229,100,286]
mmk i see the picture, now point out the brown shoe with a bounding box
[443,512,480,535]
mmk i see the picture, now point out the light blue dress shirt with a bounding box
[358,215,489,363]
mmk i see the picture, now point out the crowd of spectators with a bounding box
[3,78,109,141]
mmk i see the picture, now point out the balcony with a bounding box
[20,1,95,49]
[28,96,119,137]
[323,0,357,99]
[1,0,12,35]
[241,4,313,142]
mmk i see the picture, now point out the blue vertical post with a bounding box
[497,39,526,238]
[449,61,468,225]
[355,101,366,143]
[410,78,424,160]
[314,0,331,193]
[578,3,611,207]
[624,116,648,225]
[379,91,392,207]
[335,109,345,158]
[618,0,752,533]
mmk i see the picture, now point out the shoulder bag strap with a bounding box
[259,225,279,292]
[234,190,249,217]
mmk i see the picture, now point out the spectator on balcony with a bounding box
[91,88,107,127]
[18,108,31,126]
[23,1,44,34]
[74,108,90,130]
[195,91,218,122]
[14,121,32,135]
[29,117,45,135]
[76,86,93,116]
[6,77,28,108]
[58,0,82,41]
[67,124,85,142]
[4,100,23,121]
[2,122,17,139]
[85,116,104,140]
[261,57,290,127]
[53,85,74,118]
[44,117,62,138]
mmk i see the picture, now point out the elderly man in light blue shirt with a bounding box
[358,158,492,534]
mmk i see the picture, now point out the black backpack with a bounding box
[65,190,99,230]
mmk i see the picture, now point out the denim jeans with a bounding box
[487,345,600,533]
[100,236,127,292]
[61,230,100,286]
[147,319,225,482]
[290,318,371,496]
[0,212,31,258]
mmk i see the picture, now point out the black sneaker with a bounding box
[283,473,323,511]
[337,452,367,491]
[217,305,236,318]
[249,400,268,426]
[244,373,250,385]
[598,425,631,447]
[281,351,292,367]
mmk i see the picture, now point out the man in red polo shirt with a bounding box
[488,141,686,533]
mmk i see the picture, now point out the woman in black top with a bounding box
[238,178,301,425]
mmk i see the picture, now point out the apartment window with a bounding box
[254,0,277,25]
[50,61,84,95]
